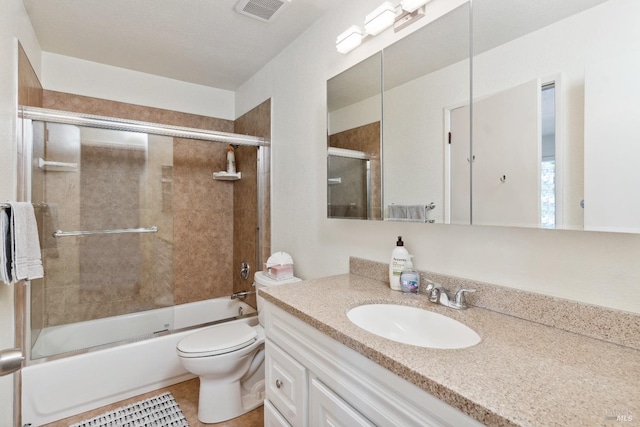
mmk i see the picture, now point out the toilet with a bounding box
[176,271,301,423]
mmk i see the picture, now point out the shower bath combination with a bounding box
[17,106,270,426]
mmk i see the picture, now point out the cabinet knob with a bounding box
[275,379,282,389]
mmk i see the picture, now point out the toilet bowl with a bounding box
[176,271,301,423]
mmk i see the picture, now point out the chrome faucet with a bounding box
[424,281,475,310]
[230,291,254,300]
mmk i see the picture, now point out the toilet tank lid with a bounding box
[254,271,302,286]
[177,322,257,356]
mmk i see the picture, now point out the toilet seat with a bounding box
[177,322,258,358]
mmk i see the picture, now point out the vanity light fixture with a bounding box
[393,4,426,32]
[336,25,364,54]
[364,2,397,36]
[399,0,432,13]
[336,0,434,54]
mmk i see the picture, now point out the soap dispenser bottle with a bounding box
[389,236,410,291]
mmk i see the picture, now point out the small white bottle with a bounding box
[389,236,410,291]
[227,144,236,174]
[400,256,420,294]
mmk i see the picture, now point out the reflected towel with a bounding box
[8,202,43,283]
[406,205,426,221]
[388,205,406,219]
[387,204,428,223]
[0,209,11,284]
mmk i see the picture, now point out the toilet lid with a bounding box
[177,322,257,357]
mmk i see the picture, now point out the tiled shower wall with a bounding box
[29,90,270,326]
[172,137,234,304]
[233,100,271,309]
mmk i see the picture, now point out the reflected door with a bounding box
[449,106,471,224]
[471,79,541,227]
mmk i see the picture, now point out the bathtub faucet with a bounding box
[230,291,254,300]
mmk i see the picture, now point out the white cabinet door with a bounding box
[309,376,374,427]
[264,400,292,427]
[265,340,307,427]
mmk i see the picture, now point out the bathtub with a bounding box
[21,297,257,426]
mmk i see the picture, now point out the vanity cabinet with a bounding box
[265,339,307,426]
[263,301,483,427]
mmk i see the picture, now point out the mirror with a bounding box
[327,0,640,234]
[471,0,640,232]
[382,2,470,224]
[326,2,471,222]
[327,52,382,219]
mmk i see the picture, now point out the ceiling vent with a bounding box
[235,0,291,23]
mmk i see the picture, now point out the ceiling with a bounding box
[22,0,344,91]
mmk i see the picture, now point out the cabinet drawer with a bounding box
[265,340,307,427]
[264,399,292,427]
[309,376,375,427]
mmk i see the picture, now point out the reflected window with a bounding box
[540,83,556,228]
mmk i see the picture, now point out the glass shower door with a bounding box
[327,154,370,219]
[29,121,175,358]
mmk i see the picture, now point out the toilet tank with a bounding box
[254,271,302,324]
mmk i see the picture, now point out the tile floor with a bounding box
[41,378,264,427]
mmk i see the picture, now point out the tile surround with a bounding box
[350,257,640,350]
[233,99,271,310]
[42,90,233,132]
[173,137,234,304]
[33,92,270,321]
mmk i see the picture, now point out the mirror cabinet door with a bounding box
[472,0,640,232]
[327,52,383,220]
[383,2,471,224]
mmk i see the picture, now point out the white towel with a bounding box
[0,208,11,284]
[387,204,428,223]
[406,205,426,221]
[388,205,407,220]
[7,202,44,283]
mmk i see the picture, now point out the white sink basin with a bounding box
[347,304,481,349]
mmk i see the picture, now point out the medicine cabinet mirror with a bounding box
[382,2,470,224]
[327,0,640,234]
[471,0,640,233]
[327,52,382,220]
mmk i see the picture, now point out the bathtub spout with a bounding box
[230,291,254,300]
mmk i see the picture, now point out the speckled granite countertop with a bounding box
[260,274,640,427]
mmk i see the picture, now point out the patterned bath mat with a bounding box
[70,392,189,427]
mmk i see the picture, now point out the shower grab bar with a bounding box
[38,158,78,170]
[53,226,158,238]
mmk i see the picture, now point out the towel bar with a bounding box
[0,202,47,209]
[53,226,158,238]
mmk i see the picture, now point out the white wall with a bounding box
[328,95,380,136]
[0,0,41,424]
[236,0,640,314]
[42,52,235,120]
